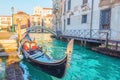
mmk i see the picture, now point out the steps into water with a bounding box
[0,39,18,52]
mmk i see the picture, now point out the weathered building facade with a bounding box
[30,14,42,26]
[14,11,30,29]
[53,0,120,41]
[31,6,53,29]
[52,0,62,34]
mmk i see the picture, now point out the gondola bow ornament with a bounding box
[66,39,74,68]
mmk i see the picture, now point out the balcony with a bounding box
[53,8,59,14]
[53,3,59,14]
[81,3,90,11]
[99,0,115,7]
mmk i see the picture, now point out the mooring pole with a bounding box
[105,32,109,48]
[115,42,118,51]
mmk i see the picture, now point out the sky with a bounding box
[0,0,52,15]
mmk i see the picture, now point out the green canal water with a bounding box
[21,33,120,80]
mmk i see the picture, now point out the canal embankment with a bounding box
[0,32,24,80]
[57,35,120,58]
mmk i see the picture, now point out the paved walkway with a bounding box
[0,32,14,39]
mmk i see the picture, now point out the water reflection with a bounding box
[21,61,53,80]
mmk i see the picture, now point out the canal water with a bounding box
[0,59,5,80]
[21,33,120,80]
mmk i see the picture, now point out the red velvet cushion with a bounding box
[31,46,37,50]
[31,42,37,50]
[24,44,29,51]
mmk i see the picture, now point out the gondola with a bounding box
[21,34,74,78]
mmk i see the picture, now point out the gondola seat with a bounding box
[30,42,37,51]
[23,41,30,52]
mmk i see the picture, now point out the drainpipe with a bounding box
[90,0,94,38]
[42,19,44,32]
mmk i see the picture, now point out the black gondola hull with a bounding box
[26,56,67,78]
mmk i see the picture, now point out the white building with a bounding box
[0,16,12,31]
[31,7,53,28]
[53,0,120,41]
[34,6,52,16]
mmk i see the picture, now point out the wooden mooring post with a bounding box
[84,40,86,47]
[105,32,109,48]
[81,40,84,46]
[115,42,118,51]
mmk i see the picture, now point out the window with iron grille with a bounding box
[82,14,87,23]
[83,0,88,4]
[64,19,66,31]
[100,8,111,30]
[67,18,70,25]
[68,0,71,10]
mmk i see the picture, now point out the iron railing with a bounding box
[62,29,111,40]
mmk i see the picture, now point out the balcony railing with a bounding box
[62,29,120,41]
[62,29,112,40]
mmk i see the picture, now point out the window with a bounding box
[67,18,70,25]
[64,19,66,31]
[1,18,5,20]
[83,0,88,4]
[38,18,40,20]
[7,18,11,20]
[68,0,71,10]
[38,22,40,25]
[100,8,111,30]
[82,14,87,23]
[35,11,37,13]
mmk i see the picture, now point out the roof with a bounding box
[43,8,52,10]
[15,11,29,16]
[31,14,42,16]
[0,15,11,17]
[45,14,53,17]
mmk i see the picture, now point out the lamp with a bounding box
[11,7,14,32]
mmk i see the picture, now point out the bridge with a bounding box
[27,26,57,36]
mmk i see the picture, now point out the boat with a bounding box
[21,34,74,78]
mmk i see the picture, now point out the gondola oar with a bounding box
[66,39,74,67]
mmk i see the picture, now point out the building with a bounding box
[34,6,52,16]
[52,0,62,33]
[30,6,53,29]
[43,14,53,29]
[53,0,120,41]
[30,14,42,26]
[13,11,30,29]
[0,16,12,32]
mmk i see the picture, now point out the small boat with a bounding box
[21,35,74,78]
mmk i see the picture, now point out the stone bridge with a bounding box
[27,26,57,36]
